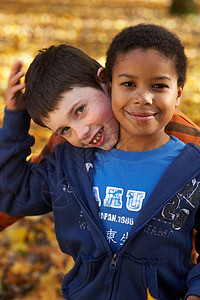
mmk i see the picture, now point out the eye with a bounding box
[153,83,168,89]
[122,81,135,87]
[61,127,70,135]
[76,106,84,116]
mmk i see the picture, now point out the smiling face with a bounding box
[111,49,183,152]
[42,83,119,150]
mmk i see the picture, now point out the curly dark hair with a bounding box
[105,24,187,86]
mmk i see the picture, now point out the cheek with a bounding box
[62,134,81,148]
[111,97,122,118]
[67,138,82,148]
[95,102,114,123]
[111,89,124,112]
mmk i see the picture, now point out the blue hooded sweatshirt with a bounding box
[0,109,200,300]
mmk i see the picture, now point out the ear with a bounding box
[175,86,183,107]
[97,67,106,83]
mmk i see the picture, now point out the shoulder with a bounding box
[186,143,200,155]
[165,109,200,146]
[180,143,200,166]
[53,140,95,162]
[169,143,200,174]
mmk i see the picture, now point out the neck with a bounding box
[116,132,171,152]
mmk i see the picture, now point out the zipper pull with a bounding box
[110,253,118,267]
[105,254,119,286]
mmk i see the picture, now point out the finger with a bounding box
[7,70,24,89]
[11,83,25,94]
[9,83,25,96]
[5,83,25,102]
[6,90,26,111]
[8,61,23,81]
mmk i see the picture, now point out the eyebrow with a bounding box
[118,73,137,79]
[153,76,172,81]
[118,73,172,81]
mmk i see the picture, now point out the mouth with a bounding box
[127,111,157,122]
[89,127,104,146]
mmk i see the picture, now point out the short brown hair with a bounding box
[25,44,102,127]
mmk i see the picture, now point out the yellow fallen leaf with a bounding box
[147,288,157,300]
[6,225,29,252]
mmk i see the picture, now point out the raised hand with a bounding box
[5,61,26,110]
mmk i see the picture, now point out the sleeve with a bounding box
[0,109,53,216]
[165,109,200,146]
[184,188,200,299]
[0,122,65,230]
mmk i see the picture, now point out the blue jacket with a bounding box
[0,109,200,300]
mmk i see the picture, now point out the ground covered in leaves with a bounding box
[0,0,200,299]
[0,215,73,299]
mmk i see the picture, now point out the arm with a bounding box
[0,62,63,228]
[0,131,65,229]
[168,110,200,300]
[184,201,200,300]
[0,108,53,216]
[0,62,52,216]
[0,62,26,226]
[166,109,200,300]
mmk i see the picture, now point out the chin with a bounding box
[101,141,117,151]
[101,146,111,150]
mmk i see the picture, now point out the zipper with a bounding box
[105,253,119,296]
[73,187,119,298]
[110,253,118,267]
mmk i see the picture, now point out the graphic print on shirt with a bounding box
[161,178,200,229]
[93,186,146,251]
[78,210,90,231]
[93,137,186,251]
[104,187,123,209]
[126,190,146,211]
[143,178,200,238]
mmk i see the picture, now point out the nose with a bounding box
[133,90,153,105]
[74,125,90,141]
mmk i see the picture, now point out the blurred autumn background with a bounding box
[0,0,200,299]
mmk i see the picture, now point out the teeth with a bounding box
[92,128,103,144]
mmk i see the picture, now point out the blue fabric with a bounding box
[0,109,200,300]
[93,137,185,251]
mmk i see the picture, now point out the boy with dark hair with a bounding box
[100,23,200,299]
[25,44,106,127]
[0,26,200,299]
[8,46,119,149]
